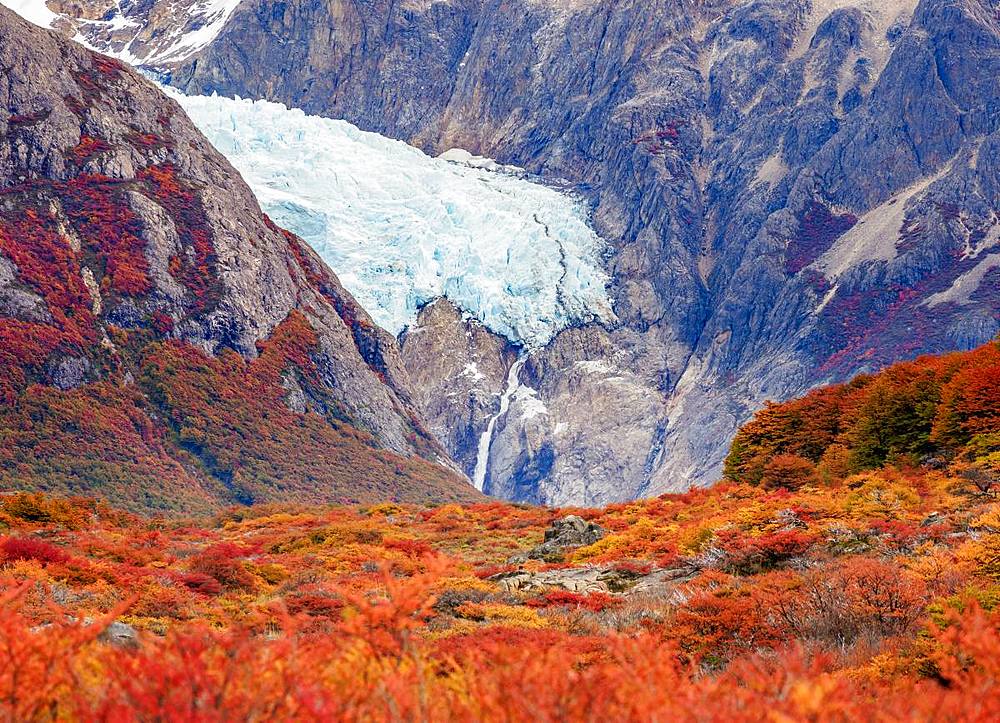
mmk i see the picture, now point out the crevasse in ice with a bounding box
[170,91,612,348]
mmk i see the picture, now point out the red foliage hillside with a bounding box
[1,341,998,718]
[0,167,473,512]
[726,339,1000,486]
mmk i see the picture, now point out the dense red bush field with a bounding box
[1,341,998,719]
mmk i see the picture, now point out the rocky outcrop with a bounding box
[0,6,477,513]
[40,0,240,66]
[28,0,1000,504]
[494,564,693,595]
[509,514,607,562]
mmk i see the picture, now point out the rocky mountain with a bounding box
[0,5,479,513]
[7,0,241,66]
[15,0,1000,506]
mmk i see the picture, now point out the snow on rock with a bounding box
[461,363,487,383]
[0,0,59,28]
[170,91,612,347]
[925,253,1000,308]
[143,0,242,64]
[437,148,521,174]
[513,384,549,421]
[1,0,242,66]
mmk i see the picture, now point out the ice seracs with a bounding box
[170,91,612,348]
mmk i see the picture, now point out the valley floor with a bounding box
[2,465,999,720]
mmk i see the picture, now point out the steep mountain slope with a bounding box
[170,0,1000,504]
[18,0,1000,505]
[0,6,479,513]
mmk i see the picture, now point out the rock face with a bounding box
[28,0,1000,504]
[399,298,519,479]
[0,7,478,513]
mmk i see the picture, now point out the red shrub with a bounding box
[525,590,622,613]
[1,536,69,564]
[383,538,434,558]
[717,529,815,574]
[188,549,255,592]
[177,572,223,596]
[71,135,111,163]
[285,591,345,618]
[474,564,516,579]
[611,560,653,576]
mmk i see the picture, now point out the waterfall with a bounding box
[472,358,526,491]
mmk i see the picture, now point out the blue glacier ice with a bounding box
[169,91,612,347]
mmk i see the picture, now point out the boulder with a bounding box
[510,515,607,562]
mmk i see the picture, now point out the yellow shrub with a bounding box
[366,502,406,517]
[842,473,920,518]
[678,524,715,555]
[455,602,548,629]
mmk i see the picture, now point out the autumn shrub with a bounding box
[178,572,224,597]
[0,536,69,565]
[836,558,927,639]
[671,587,784,667]
[383,537,435,558]
[767,559,927,648]
[760,454,820,490]
[526,590,623,613]
[188,547,256,592]
[284,588,345,619]
[716,529,815,574]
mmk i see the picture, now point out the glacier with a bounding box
[169,91,612,348]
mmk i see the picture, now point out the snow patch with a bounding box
[513,384,549,421]
[170,90,612,347]
[753,153,788,187]
[461,363,486,383]
[0,0,59,28]
[925,253,1000,308]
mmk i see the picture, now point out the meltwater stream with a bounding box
[472,358,526,492]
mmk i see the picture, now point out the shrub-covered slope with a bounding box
[1,341,999,718]
[0,7,476,513]
[726,338,1000,487]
